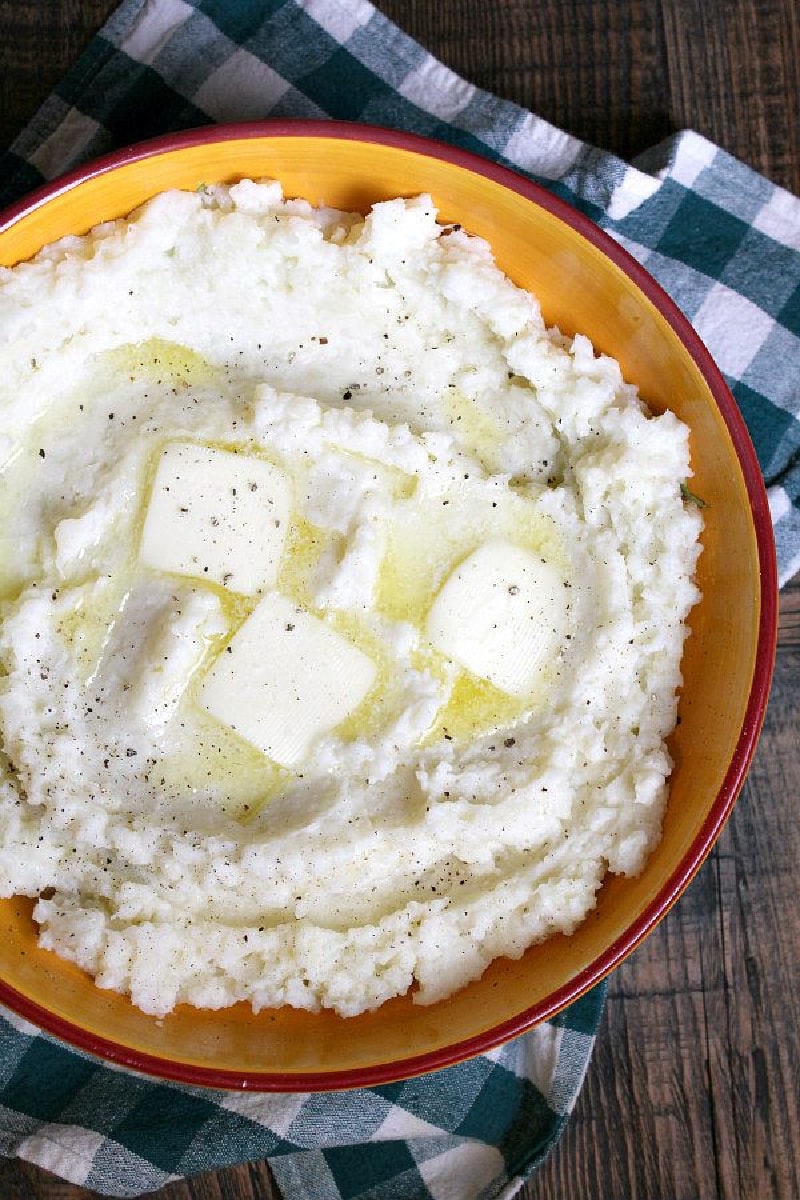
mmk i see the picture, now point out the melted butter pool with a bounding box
[3,335,573,819]
[106,337,219,390]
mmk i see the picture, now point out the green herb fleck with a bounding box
[680,482,708,509]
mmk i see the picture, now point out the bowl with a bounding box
[0,120,777,1090]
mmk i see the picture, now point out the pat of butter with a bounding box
[199,592,377,768]
[426,539,569,697]
[139,443,291,594]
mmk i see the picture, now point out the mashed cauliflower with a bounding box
[0,181,702,1016]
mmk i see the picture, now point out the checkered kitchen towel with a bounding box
[0,1,797,1198]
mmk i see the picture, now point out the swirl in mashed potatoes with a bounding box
[0,182,702,1016]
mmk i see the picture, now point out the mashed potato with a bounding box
[0,182,702,1017]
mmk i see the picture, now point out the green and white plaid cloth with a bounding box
[0,1,797,1197]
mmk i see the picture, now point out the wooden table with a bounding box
[1,2,798,1197]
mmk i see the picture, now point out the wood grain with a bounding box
[0,0,119,153]
[377,0,800,193]
[0,1,798,1198]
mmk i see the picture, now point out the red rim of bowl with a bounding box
[0,120,779,1090]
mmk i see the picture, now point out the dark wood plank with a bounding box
[0,3,798,1199]
[0,1,120,153]
[377,0,800,192]
[0,1157,282,1198]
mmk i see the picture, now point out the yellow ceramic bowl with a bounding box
[0,122,777,1089]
